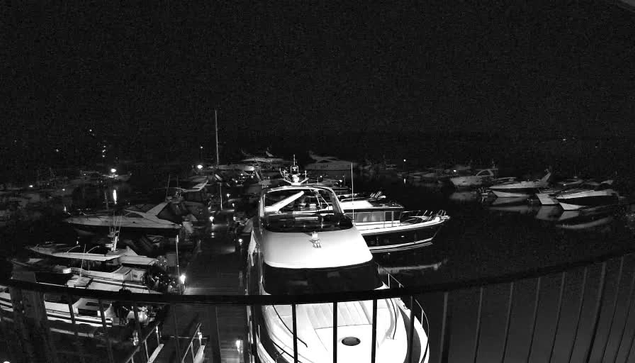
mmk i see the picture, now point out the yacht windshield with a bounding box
[264,212,353,232]
[263,261,382,295]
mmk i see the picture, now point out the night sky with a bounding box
[2,1,635,166]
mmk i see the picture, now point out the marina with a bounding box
[4,1,635,362]
[1,154,635,362]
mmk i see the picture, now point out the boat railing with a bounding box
[400,209,449,223]
[4,246,635,362]
[377,264,431,356]
[179,322,205,363]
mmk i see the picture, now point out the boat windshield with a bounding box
[264,212,353,232]
[263,261,382,295]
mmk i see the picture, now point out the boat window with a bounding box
[371,212,384,222]
[157,204,183,224]
[125,212,143,218]
[355,212,371,223]
[385,211,394,221]
[44,293,75,304]
[263,261,382,295]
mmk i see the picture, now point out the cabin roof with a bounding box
[261,227,372,269]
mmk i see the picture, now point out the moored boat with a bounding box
[339,193,449,253]
[489,170,552,198]
[246,184,430,363]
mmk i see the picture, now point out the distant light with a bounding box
[200,145,203,149]
[226,193,230,198]
[209,216,214,223]
[403,159,407,163]
[55,148,59,152]
[235,339,243,352]
[102,155,105,158]
[29,184,33,188]
[110,168,117,174]
[89,129,93,132]
[196,164,203,170]
[179,274,186,284]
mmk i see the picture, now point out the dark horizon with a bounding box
[2,1,635,176]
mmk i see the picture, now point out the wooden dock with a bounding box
[155,232,247,363]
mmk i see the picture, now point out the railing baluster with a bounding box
[583,262,608,363]
[98,299,115,363]
[567,267,589,363]
[439,292,452,363]
[614,260,635,363]
[547,272,567,363]
[292,303,298,363]
[172,304,182,361]
[526,277,542,362]
[371,299,378,363]
[500,282,514,363]
[598,257,624,362]
[333,301,337,363]
[472,287,484,363]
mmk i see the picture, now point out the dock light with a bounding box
[110,168,117,174]
[235,339,243,352]
[112,189,118,205]
[179,274,186,284]
[197,164,203,170]
[132,331,139,346]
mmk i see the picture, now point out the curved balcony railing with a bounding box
[2,246,635,363]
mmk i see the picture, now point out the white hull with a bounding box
[492,190,533,198]
[536,193,559,205]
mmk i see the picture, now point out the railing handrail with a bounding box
[181,322,203,363]
[3,246,635,306]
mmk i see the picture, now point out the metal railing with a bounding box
[2,246,635,362]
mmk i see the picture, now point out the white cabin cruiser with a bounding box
[489,170,552,198]
[304,151,358,178]
[246,185,429,363]
[534,177,586,205]
[339,192,449,253]
[555,180,620,211]
[63,202,183,237]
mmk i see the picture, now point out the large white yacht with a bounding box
[246,184,429,363]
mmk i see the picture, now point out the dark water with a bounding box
[356,178,635,363]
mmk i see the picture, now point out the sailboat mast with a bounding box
[215,109,219,167]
